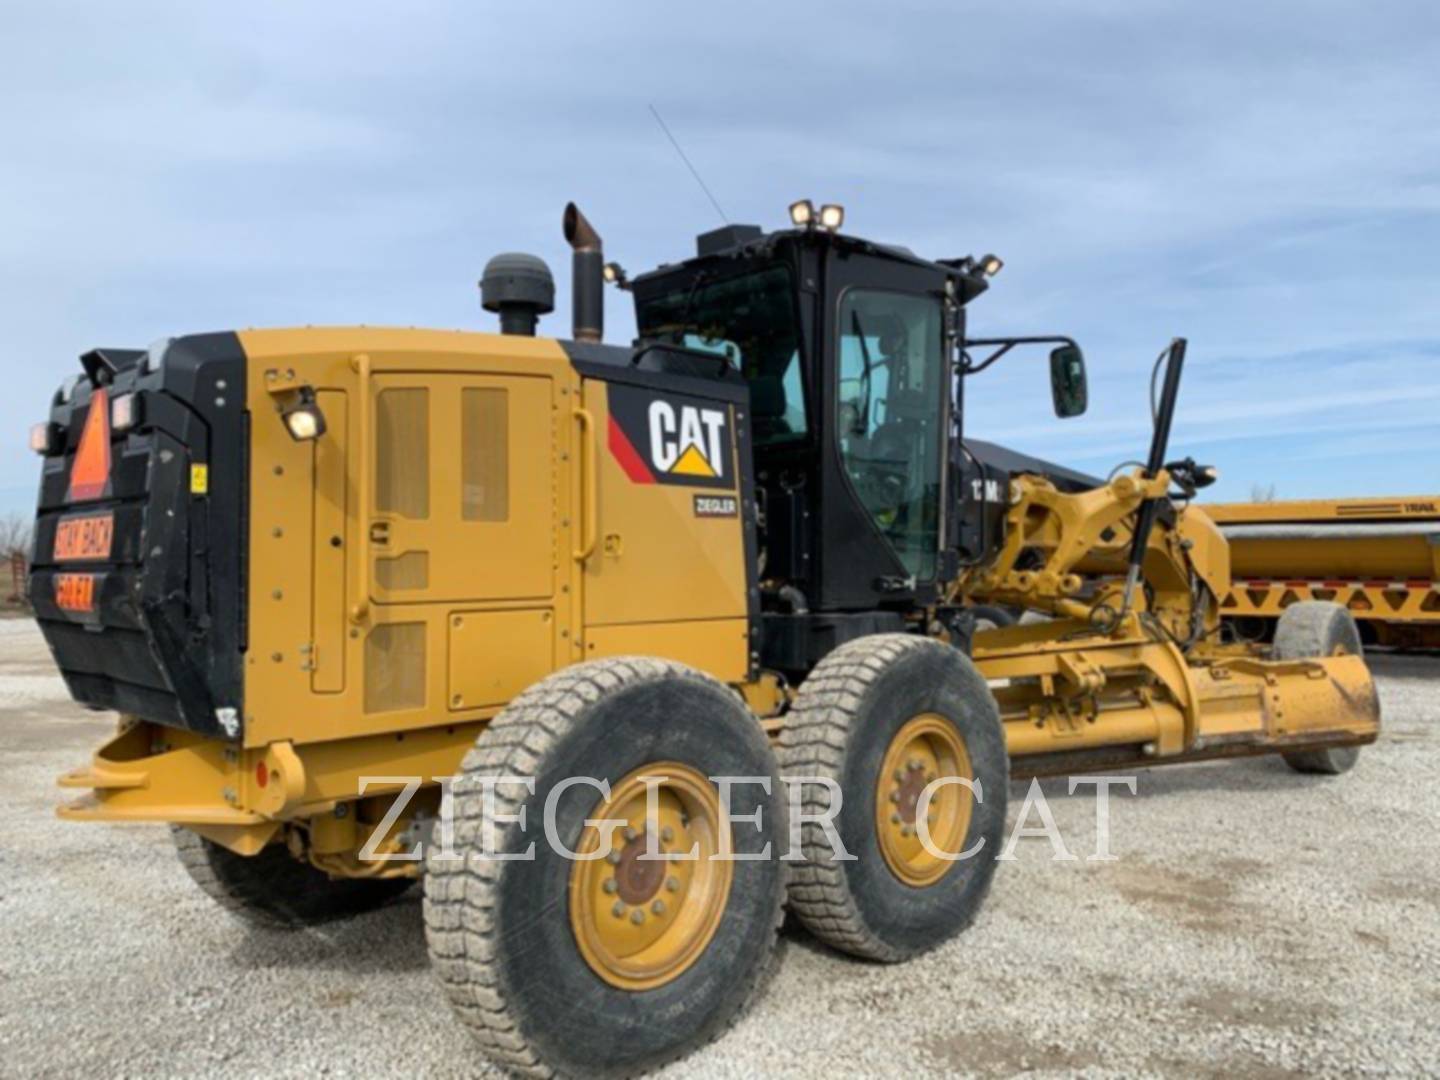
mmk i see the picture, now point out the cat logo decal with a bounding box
[606,385,735,490]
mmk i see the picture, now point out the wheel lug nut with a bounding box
[661,826,674,843]
[630,908,646,925]
[893,769,904,782]
[651,900,666,916]
[666,876,680,892]
[602,879,618,894]
[890,812,902,825]
[900,825,914,837]
[907,759,922,771]
[606,850,622,865]
[889,791,900,803]
[624,826,638,841]
[612,901,626,918]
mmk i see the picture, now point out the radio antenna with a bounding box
[648,104,728,224]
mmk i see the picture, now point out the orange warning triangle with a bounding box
[68,387,111,502]
[670,443,717,478]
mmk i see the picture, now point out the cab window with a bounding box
[837,290,944,581]
[636,265,807,447]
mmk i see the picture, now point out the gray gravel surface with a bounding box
[2,616,1437,1078]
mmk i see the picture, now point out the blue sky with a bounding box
[3,0,1438,517]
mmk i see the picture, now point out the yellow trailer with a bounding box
[1203,496,1440,648]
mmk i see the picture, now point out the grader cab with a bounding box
[31,201,1378,1077]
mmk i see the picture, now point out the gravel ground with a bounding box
[1,615,1436,1078]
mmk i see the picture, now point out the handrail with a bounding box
[573,407,598,562]
[349,353,371,624]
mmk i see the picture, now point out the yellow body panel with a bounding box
[237,327,581,749]
[579,377,749,641]
[448,607,556,710]
[585,618,749,682]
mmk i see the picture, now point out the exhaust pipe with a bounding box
[563,202,603,344]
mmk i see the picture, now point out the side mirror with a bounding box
[1049,344,1087,418]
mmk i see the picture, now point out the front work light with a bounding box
[976,254,1004,277]
[788,199,815,227]
[819,204,845,231]
[281,386,327,441]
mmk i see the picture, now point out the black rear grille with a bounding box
[30,333,248,739]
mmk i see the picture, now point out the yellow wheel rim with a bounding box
[569,762,733,991]
[875,713,974,888]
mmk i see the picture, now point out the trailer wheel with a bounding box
[425,658,785,1079]
[171,827,412,929]
[1272,601,1364,776]
[778,634,1007,962]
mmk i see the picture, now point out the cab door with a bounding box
[367,372,555,605]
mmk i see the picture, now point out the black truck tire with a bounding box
[778,634,1008,962]
[1272,601,1365,776]
[172,826,412,929]
[969,604,1016,632]
[424,657,786,1079]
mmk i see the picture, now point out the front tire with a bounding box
[1273,601,1365,775]
[778,634,1008,962]
[425,658,785,1079]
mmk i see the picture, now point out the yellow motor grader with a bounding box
[30,200,1377,1077]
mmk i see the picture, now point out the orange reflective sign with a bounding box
[55,573,97,613]
[67,387,111,503]
[54,513,114,561]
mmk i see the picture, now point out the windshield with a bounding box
[636,265,807,446]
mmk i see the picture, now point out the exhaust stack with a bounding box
[563,202,604,343]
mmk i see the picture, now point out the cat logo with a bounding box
[647,401,727,480]
[606,384,736,490]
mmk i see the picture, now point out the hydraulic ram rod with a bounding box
[1121,337,1187,614]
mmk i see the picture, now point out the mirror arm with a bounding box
[962,335,1079,375]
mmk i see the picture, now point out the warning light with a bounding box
[67,387,112,503]
[29,422,53,455]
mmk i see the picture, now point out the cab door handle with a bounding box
[369,521,391,546]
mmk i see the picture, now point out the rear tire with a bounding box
[172,827,412,929]
[1272,602,1364,776]
[778,634,1007,962]
[424,657,785,1079]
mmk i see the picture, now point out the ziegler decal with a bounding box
[693,494,738,518]
[606,384,735,490]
